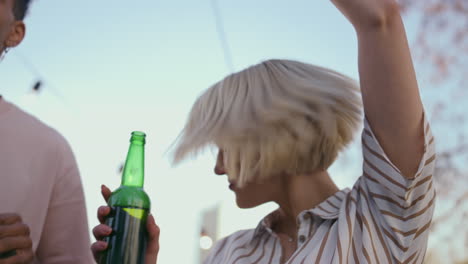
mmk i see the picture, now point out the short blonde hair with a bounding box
[172,59,362,186]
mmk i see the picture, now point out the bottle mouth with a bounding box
[132,131,146,137]
[130,131,146,144]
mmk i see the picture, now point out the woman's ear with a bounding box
[5,20,25,48]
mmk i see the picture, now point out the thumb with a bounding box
[101,184,112,202]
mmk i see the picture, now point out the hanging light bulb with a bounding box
[32,80,42,93]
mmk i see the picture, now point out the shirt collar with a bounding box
[251,209,280,241]
[251,188,350,242]
[309,188,350,219]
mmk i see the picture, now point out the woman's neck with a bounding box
[273,170,339,238]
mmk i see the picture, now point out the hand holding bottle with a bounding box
[0,214,33,264]
[91,185,160,264]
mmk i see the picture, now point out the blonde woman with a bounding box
[92,0,436,263]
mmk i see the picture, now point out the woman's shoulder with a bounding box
[218,228,256,244]
[204,229,256,263]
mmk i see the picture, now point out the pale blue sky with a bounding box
[1,0,463,263]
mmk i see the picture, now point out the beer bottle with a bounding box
[100,131,151,264]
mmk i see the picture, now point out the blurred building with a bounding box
[198,205,221,263]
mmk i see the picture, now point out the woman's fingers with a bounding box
[92,224,112,241]
[97,206,111,224]
[91,184,113,263]
[90,241,108,263]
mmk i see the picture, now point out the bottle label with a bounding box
[100,206,148,264]
[123,208,146,219]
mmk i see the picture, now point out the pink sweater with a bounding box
[0,98,93,263]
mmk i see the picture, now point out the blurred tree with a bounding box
[399,0,467,168]
[399,0,468,262]
[400,0,467,84]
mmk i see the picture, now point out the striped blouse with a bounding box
[204,117,436,264]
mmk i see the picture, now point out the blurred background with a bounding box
[1,0,466,263]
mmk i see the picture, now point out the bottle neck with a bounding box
[121,140,145,188]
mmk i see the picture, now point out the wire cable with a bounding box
[210,0,235,73]
[13,51,77,113]
[14,52,63,99]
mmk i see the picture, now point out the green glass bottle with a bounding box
[100,131,151,264]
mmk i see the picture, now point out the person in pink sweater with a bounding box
[0,1,93,263]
